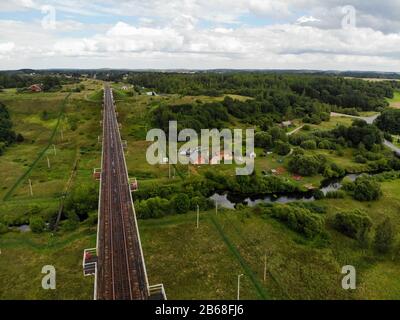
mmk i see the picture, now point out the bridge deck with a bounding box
[96,85,149,300]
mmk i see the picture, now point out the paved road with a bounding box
[287,125,304,136]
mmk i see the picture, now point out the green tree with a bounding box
[352,176,382,201]
[332,209,372,244]
[274,141,291,156]
[300,139,317,150]
[255,131,273,149]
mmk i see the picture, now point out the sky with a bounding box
[0,0,400,71]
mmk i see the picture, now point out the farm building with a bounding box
[281,121,293,128]
[29,84,42,92]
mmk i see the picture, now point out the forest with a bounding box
[0,102,22,155]
[127,72,398,112]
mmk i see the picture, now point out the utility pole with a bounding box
[215,201,218,215]
[60,123,64,141]
[237,274,244,300]
[196,205,200,229]
[168,163,171,179]
[53,144,57,156]
[47,156,51,169]
[28,179,33,196]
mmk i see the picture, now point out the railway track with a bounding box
[96,85,149,300]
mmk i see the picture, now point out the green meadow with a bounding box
[1,80,400,300]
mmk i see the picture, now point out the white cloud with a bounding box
[296,16,320,25]
[0,42,15,53]
[0,1,400,71]
[249,0,291,17]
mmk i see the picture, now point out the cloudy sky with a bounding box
[0,0,400,71]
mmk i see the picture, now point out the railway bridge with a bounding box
[83,84,166,300]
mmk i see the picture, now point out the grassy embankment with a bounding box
[0,80,103,299]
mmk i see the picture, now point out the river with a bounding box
[210,173,361,209]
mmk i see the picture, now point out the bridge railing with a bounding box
[149,284,167,300]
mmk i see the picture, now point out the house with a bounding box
[210,151,233,165]
[29,84,42,93]
[281,121,292,128]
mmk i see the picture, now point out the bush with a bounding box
[318,140,333,150]
[300,139,317,150]
[376,109,400,135]
[171,193,190,214]
[354,155,367,164]
[0,223,8,234]
[274,141,291,156]
[255,131,273,149]
[65,185,98,221]
[136,197,170,219]
[190,196,213,211]
[374,217,396,254]
[325,190,346,199]
[289,153,327,176]
[29,216,46,233]
[313,190,325,200]
[332,210,372,241]
[351,176,382,201]
[264,204,324,238]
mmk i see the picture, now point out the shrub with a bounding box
[0,223,8,234]
[352,176,382,201]
[318,140,332,150]
[190,196,213,211]
[255,131,273,149]
[136,197,170,219]
[264,205,324,238]
[289,153,327,176]
[325,190,346,199]
[300,140,317,150]
[354,155,367,164]
[313,190,325,200]
[171,193,191,214]
[65,185,98,220]
[374,217,396,254]
[274,141,291,156]
[29,216,46,233]
[332,210,372,241]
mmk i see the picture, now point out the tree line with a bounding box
[127,72,394,112]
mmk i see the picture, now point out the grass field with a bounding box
[0,226,95,299]
[388,91,400,108]
[141,179,400,300]
[0,80,103,204]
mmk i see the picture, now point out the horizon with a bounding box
[2,68,400,75]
